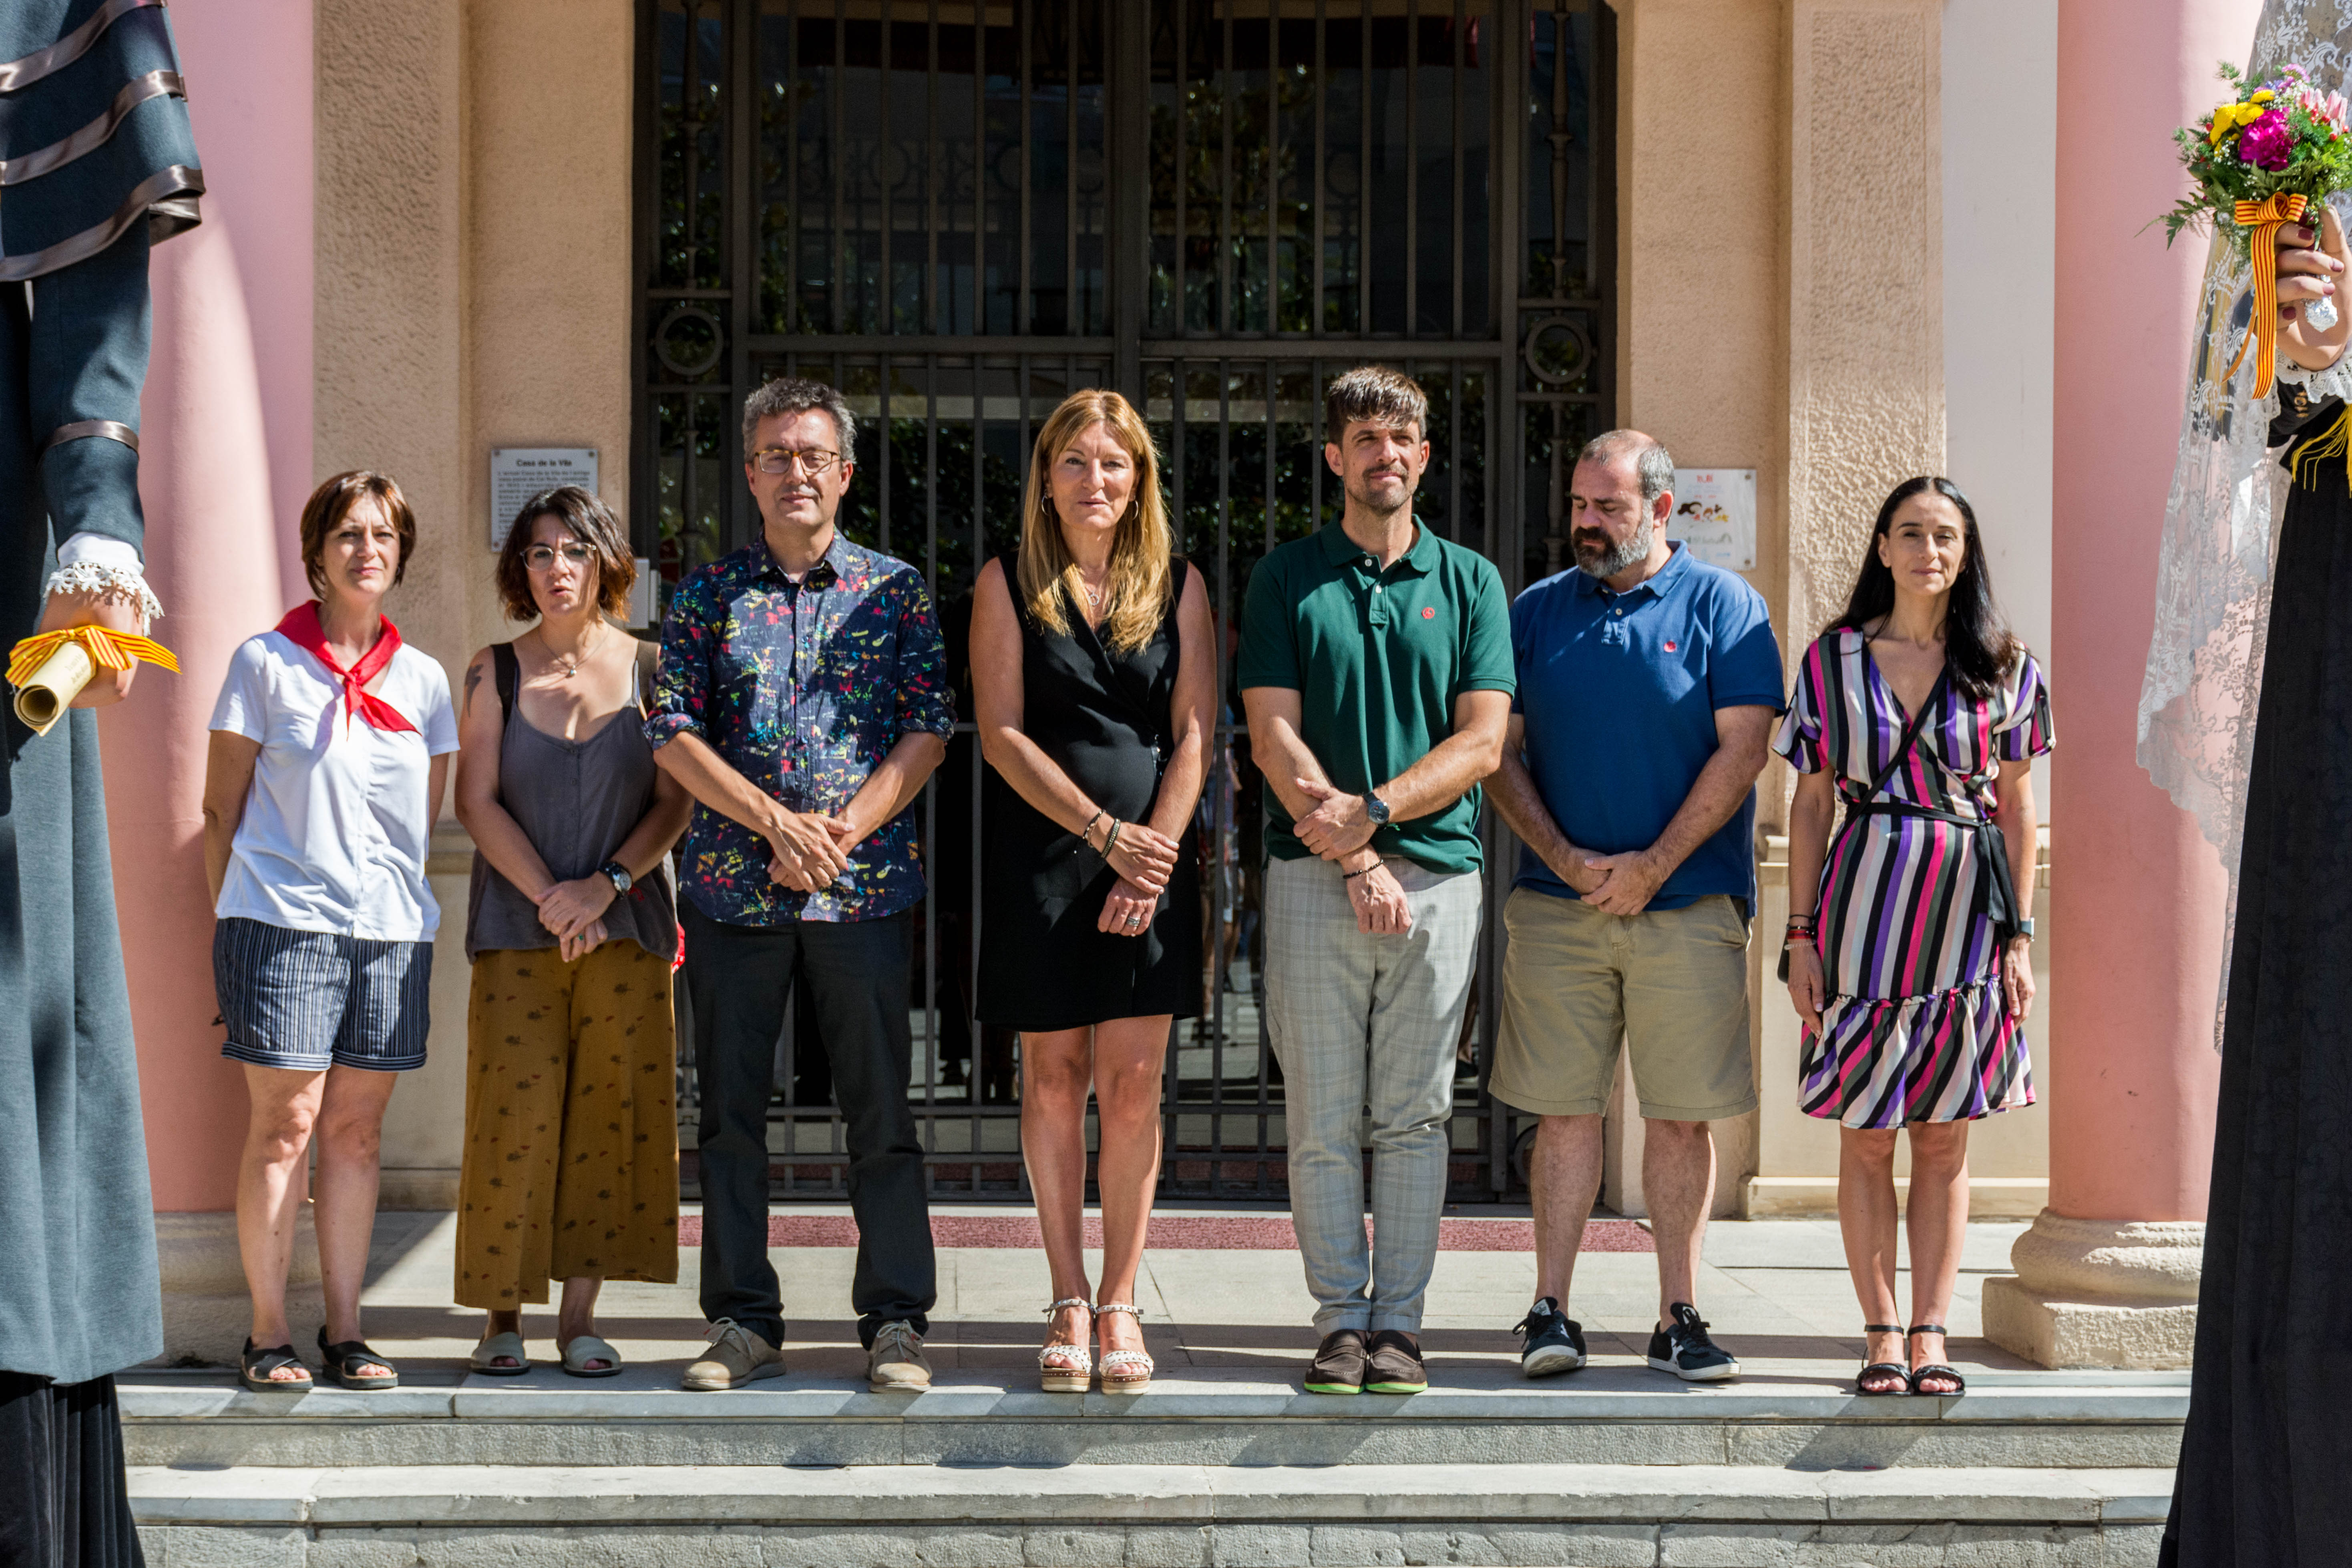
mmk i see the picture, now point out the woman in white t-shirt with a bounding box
[199,472,459,1394]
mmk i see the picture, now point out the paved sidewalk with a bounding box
[329,1209,2063,1387]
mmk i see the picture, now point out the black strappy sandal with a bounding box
[317,1326,400,1390]
[1906,1324,1966,1396]
[1855,1323,1909,1396]
[239,1338,313,1393]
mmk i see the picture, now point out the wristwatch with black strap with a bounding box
[600,860,633,896]
[1364,789,1391,828]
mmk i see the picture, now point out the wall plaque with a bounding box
[490,448,598,547]
[1667,468,1757,572]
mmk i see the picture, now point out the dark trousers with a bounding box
[684,904,935,1348]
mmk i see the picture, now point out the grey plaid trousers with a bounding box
[1263,854,1482,1334]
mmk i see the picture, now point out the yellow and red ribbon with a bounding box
[6,624,179,689]
[2226,191,2311,398]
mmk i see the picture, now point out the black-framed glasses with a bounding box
[523,542,594,571]
[751,446,842,477]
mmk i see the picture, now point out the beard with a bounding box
[1573,519,1653,579]
[1344,469,1414,518]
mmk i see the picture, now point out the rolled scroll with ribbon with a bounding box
[7,625,179,735]
[2225,191,2312,398]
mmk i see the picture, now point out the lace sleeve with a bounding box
[46,532,163,628]
[2274,354,2352,407]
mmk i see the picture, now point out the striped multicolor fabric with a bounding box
[1773,630,2054,1129]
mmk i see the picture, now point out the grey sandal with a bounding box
[560,1334,623,1379]
[469,1330,531,1377]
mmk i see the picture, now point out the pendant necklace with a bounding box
[547,625,603,678]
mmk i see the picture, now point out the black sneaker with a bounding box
[1304,1329,1369,1395]
[1512,1297,1587,1379]
[1646,1302,1739,1382]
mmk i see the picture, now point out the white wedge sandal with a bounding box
[1038,1298,1094,1393]
[1094,1302,1154,1393]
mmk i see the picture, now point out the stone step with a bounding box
[132,1460,2173,1566]
[121,1369,2187,1473]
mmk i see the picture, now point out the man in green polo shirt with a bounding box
[1238,366,1514,1397]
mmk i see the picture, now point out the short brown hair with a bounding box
[1324,364,1428,444]
[493,485,635,621]
[299,471,417,599]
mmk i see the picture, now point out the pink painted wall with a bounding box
[104,0,312,1212]
[2048,0,2254,1220]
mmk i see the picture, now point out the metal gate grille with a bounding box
[637,0,1612,1203]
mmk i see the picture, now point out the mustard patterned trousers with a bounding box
[455,941,679,1308]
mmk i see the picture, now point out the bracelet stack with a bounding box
[1783,920,1817,948]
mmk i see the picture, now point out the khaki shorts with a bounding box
[1490,887,1757,1122]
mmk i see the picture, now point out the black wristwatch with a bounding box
[1364,790,1392,828]
[600,860,633,896]
[2011,917,2035,942]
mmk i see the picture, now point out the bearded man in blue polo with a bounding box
[1488,430,1783,1385]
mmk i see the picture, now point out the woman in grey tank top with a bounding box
[450,488,694,1377]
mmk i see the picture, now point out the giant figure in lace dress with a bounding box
[2151,10,2352,1565]
[0,3,203,1566]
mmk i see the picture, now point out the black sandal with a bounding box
[1855,1323,1909,1396]
[1906,1324,1966,1396]
[317,1327,400,1390]
[239,1338,313,1393]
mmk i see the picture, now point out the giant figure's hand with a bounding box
[35,584,143,708]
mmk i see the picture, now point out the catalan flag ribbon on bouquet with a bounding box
[2165,62,2352,398]
[7,625,178,736]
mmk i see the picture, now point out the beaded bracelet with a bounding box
[1077,809,1106,852]
[1342,858,1385,880]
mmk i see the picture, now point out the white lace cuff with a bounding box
[2275,354,2352,405]
[46,533,163,627]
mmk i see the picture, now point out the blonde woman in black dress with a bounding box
[972,390,1214,1393]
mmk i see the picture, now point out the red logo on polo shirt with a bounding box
[1663,640,1679,651]
[1421,607,1436,619]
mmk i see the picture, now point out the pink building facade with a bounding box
[114,0,2251,1365]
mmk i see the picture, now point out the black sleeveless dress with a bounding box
[2161,390,2352,1566]
[978,553,1200,1031]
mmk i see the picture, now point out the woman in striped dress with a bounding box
[1776,476,2052,1398]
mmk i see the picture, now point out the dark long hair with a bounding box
[1828,476,2019,702]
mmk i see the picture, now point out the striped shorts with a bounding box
[213,917,434,1073]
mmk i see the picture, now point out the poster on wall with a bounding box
[490,448,599,547]
[1667,468,1756,572]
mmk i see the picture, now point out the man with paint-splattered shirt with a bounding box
[646,376,954,1398]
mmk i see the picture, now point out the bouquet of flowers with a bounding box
[2166,62,2352,393]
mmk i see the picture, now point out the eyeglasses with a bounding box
[523,542,594,571]
[751,446,843,477]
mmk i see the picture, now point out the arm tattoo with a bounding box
[462,661,483,717]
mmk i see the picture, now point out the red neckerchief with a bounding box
[274,601,417,734]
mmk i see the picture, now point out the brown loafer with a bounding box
[1304,1328,1369,1395]
[1365,1329,1428,1394]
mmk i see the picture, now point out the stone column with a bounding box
[1784,0,1947,655]
[113,0,320,1359]
[1978,0,2255,1369]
